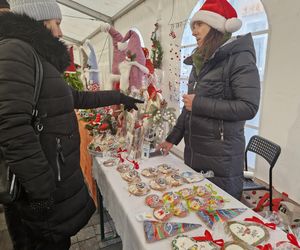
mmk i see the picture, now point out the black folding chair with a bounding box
[243,135,281,211]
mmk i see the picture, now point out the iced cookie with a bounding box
[141,167,158,178]
[145,194,163,208]
[116,163,130,173]
[187,198,207,211]
[128,182,150,196]
[166,174,183,187]
[157,164,174,174]
[121,169,141,182]
[162,192,181,205]
[149,177,169,191]
[172,202,189,217]
[177,188,194,200]
[153,205,173,222]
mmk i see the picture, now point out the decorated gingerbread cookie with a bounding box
[128,182,150,196]
[172,235,220,250]
[177,188,194,200]
[166,174,183,187]
[116,163,130,173]
[121,169,141,182]
[224,241,256,250]
[103,158,117,167]
[149,177,169,191]
[141,167,158,178]
[162,192,181,205]
[193,185,211,199]
[157,163,174,174]
[172,202,189,218]
[153,205,173,222]
[187,198,207,211]
[145,194,163,208]
[226,221,270,246]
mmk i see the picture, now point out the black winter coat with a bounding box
[167,34,260,199]
[0,13,123,241]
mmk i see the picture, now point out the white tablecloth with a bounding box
[92,154,287,250]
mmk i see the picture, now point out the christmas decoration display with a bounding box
[144,221,201,243]
[64,46,84,91]
[225,221,270,246]
[150,23,163,69]
[196,208,247,229]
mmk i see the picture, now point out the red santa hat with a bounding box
[190,0,242,33]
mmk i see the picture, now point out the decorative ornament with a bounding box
[144,221,201,243]
[153,205,173,221]
[145,194,163,208]
[172,202,189,217]
[166,174,183,187]
[172,235,220,250]
[128,182,150,196]
[224,241,256,250]
[150,23,163,69]
[116,163,130,173]
[121,169,141,182]
[177,188,194,200]
[150,177,169,191]
[244,216,277,230]
[157,163,174,174]
[181,171,204,183]
[141,167,158,178]
[196,208,247,229]
[162,192,181,206]
[226,221,270,246]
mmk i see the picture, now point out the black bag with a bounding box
[0,41,43,204]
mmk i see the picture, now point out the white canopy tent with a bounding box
[57,0,145,44]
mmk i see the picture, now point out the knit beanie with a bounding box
[190,0,242,33]
[8,0,62,21]
[0,0,9,8]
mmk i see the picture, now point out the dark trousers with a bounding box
[3,203,71,250]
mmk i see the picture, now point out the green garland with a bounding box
[64,71,84,91]
[151,23,163,69]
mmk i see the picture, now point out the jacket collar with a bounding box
[0,12,70,73]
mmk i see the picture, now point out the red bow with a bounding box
[244,216,276,230]
[147,84,162,100]
[117,148,127,153]
[257,243,272,250]
[193,230,224,247]
[287,233,300,248]
[126,158,139,169]
[117,154,125,163]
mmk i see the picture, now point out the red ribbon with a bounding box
[244,216,276,230]
[287,233,300,248]
[193,230,224,247]
[126,158,139,170]
[117,148,127,153]
[117,154,125,163]
[257,243,272,250]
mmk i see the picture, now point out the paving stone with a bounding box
[86,213,100,227]
[0,230,13,250]
[0,212,7,232]
[70,242,80,250]
[76,226,96,242]
[71,235,78,244]
[78,236,100,250]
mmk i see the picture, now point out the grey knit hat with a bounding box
[8,0,62,21]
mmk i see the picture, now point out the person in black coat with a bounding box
[0,0,142,249]
[158,0,260,199]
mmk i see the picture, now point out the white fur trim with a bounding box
[117,42,128,51]
[225,18,242,33]
[191,10,227,33]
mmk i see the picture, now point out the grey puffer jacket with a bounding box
[0,13,125,241]
[167,33,260,199]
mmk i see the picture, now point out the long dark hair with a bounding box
[198,28,228,60]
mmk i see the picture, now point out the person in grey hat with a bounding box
[0,0,143,249]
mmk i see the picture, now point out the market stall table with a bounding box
[92,154,288,250]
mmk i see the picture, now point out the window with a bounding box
[180,0,269,168]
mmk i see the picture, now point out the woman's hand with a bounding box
[156,141,173,155]
[182,94,195,111]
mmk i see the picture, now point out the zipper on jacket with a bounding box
[193,81,198,91]
[219,120,224,141]
[56,137,65,181]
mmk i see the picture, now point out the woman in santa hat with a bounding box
[158,0,260,200]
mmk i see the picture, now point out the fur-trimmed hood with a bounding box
[0,12,70,73]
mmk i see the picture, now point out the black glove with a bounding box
[120,93,144,111]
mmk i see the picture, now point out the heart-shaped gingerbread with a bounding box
[224,241,256,250]
[227,221,269,246]
[172,235,220,250]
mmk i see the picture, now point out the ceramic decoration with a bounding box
[144,221,201,243]
[157,163,174,174]
[180,171,204,183]
[226,221,270,246]
[153,205,173,221]
[121,169,141,182]
[128,182,150,196]
[116,163,130,173]
[141,167,158,178]
[162,192,181,206]
[196,208,247,229]
[166,174,183,187]
[145,194,163,208]
[150,177,169,191]
[172,235,221,250]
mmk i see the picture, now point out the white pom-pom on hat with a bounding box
[225,17,242,33]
